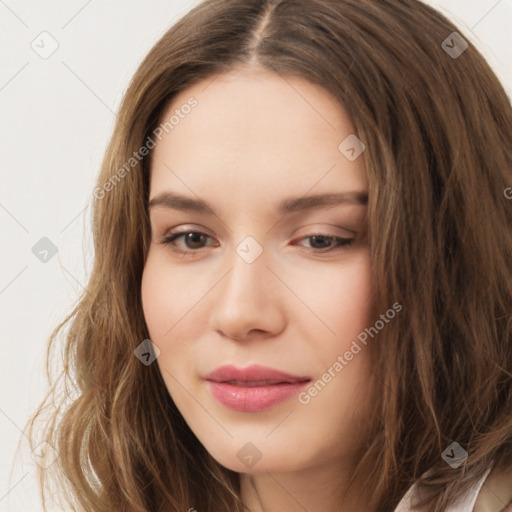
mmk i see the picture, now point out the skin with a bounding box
[141,65,378,512]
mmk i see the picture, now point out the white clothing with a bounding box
[393,468,493,512]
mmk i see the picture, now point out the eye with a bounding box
[159,231,215,256]
[293,234,354,252]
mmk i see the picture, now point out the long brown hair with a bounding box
[29,0,512,510]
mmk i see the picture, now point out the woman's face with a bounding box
[141,66,376,475]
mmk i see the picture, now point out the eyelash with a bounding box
[158,231,354,257]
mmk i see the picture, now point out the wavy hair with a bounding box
[29,0,512,510]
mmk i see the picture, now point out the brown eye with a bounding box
[178,232,209,250]
[295,234,354,252]
[160,231,215,256]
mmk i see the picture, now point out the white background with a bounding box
[1,1,511,510]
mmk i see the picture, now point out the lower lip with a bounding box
[207,381,310,412]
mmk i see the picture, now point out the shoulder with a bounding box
[394,465,512,512]
[473,465,512,512]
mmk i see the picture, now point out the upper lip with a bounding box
[205,364,311,384]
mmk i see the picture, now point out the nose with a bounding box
[208,242,286,342]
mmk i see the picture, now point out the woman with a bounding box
[30,0,512,511]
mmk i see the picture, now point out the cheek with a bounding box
[140,251,210,381]
[141,251,203,340]
[141,255,189,396]
[141,257,170,340]
[334,254,373,336]
[289,254,376,451]
[286,251,374,350]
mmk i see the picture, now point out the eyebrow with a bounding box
[148,191,368,215]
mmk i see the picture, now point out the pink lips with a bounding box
[205,364,311,412]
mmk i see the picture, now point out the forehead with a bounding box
[149,67,368,208]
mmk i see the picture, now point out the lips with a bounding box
[204,364,311,412]
[205,364,310,383]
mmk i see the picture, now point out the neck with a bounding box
[240,456,377,512]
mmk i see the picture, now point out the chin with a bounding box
[203,437,309,475]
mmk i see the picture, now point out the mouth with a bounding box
[204,365,312,412]
[221,380,302,386]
